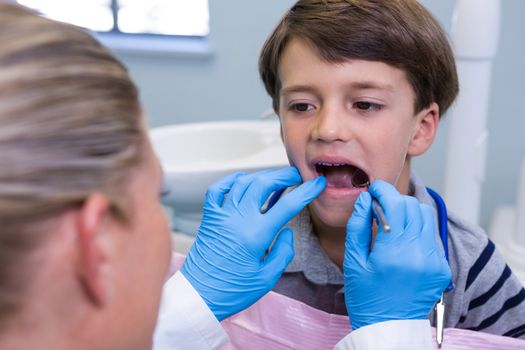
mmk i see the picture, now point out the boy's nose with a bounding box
[311,106,352,143]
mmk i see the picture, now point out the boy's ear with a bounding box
[75,193,114,307]
[407,102,439,157]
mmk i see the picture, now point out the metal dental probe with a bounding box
[373,198,391,233]
[435,294,445,347]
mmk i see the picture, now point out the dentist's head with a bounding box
[0,4,171,349]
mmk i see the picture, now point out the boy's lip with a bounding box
[308,155,371,194]
[310,155,368,177]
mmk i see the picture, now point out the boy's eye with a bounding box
[354,101,382,111]
[291,103,314,112]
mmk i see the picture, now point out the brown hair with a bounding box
[0,4,144,324]
[259,0,459,116]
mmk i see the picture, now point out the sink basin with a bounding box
[150,120,289,234]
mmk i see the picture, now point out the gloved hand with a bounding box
[344,180,451,330]
[181,167,326,321]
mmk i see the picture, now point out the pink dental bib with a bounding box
[169,253,525,349]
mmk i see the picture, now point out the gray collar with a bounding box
[285,209,345,284]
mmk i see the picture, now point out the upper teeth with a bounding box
[317,162,347,166]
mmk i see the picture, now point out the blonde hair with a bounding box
[0,4,144,323]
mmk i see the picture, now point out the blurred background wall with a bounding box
[113,0,525,230]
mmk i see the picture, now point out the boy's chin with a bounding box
[309,203,353,230]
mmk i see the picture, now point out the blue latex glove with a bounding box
[181,167,326,321]
[344,180,451,330]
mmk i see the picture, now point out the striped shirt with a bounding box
[273,172,525,339]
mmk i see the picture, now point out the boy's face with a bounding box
[278,39,437,229]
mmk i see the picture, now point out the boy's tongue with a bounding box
[324,167,354,188]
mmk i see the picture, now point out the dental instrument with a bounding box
[427,187,455,348]
[373,198,391,233]
[435,294,446,348]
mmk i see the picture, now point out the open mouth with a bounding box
[315,162,370,189]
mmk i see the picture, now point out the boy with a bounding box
[258,0,525,338]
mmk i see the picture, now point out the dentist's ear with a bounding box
[407,102,439,157]
[75,193,113,306]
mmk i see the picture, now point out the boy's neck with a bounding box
[310,213,347,268]
[396,160,411,196]
[312,161,412,269]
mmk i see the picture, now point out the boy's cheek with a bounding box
[283,148,298,170]
[281,141,305,171]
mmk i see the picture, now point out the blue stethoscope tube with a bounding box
[426,187,455,293]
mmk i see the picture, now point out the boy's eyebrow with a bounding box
[280,85,319,96]
[280,81,396,96]
[347,81,396,92]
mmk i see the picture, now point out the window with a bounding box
[18,0,209,36]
